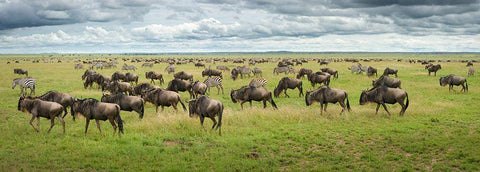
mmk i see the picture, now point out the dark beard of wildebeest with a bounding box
[305,86,351,115]
[14,68,28,76]
[101,93,145,119]
[145,71,164,85]
[274,77,304,98]
[372,75,401,89]
[187,95,224,136]
[307,72,331,87]
[124,73,139,85]
[102,81,134,95]
[83,73,106,89]
[142,88,187,113]
[134,83,156,96]
[71,98,124,136]
[18,96,65,133]
[202,68,222,78]
[383,67,398,77]
[174,71,194,81]
[36,90,74,118]
[367,67,378,77]
[296,68,313,79]
[192,81,207,98]
[231,68,239,80]
[359,86,409,116]
[439,74,468,92]
[167,79,194,99]
[230,86,278,109]
[320,68,339,79]
[427,64,442,76]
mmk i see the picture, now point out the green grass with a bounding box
[0,53,479,171]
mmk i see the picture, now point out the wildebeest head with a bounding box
[230,89,237,103]
[359,90,368,105]
[187,99,199,117]
[439,76,448,86]
[305,90,313,106]
[274,87,281,98]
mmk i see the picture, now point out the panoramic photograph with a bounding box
[1,0,479,171]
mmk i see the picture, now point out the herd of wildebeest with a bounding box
[10,57,475,136]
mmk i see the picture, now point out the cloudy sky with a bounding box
[0,0,479,53]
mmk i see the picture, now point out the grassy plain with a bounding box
[0,53,479,171]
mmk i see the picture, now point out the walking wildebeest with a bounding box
[145,71,164,85]
[142,88,187,113]
[165,64,175,74]
[202,68,222,78]
[296,68,313,79]
[439,74,468,92]
[192,80,207,98]
[359,86,409,116]
[14,68,28,76]
[321,68,339,79]
[466,61,473,67]
[427,64,442,76]
[230,86,278,109]
[174,71,194,81]
[71,98,124,136]
[18,96,65,133]
[468,67,474,76]
[305,86,351,115]
[307,73,330,87]
[187,95,224,136]
[274,77,303,98]
[372,75,401,88]
[383,67,398,77]
[167,79,194,99]
[367,66,377,77]
[36,91,74,118]
[124,72,139,85]
[101,93,145,119]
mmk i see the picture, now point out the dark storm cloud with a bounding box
[0,0,156,30]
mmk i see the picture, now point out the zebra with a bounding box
[204,76,224,94]
[249,78,267,88]
[12,78,36,96]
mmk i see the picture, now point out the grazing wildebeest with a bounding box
[14,68,28,76]
[82,69,96,80]
[145,71,164,85]
[252,67,263,77]
[319,60,329,65]
[18,96,65,133]
[166,79,193,99]
[142,88,187,112]
[112,71,127,81]
[165,64,175,74]
[427,64,442,76]
[71,98,124,135]
[383,67,398,77]
[320,68,338,79]
[12,78,35,96]
[236,66,252,79]
[231,68,239,80]
[372,75,402,88]
[367,66,377,77]
[192,80,207,98]
[125,72,139,85]
[195,62,205,68]
[273,66,294,75]
[216,65,230,71]
[174,71,194,81]
[305,86,351,115]
[359,86,409,116]
[36,91,74,118]
[101,93,145,119]
[468,67,474,76]
[274,77,303,98]
[307,73,330,87]
[202,68,222,78]
[439,74,468,92]
[187,95,224,136]
[466,61,473,67]
[296,68,313,79]
[230,86,277,109]
[133,83,157,96]
[102,81,134,95]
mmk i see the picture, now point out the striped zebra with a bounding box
[12,78,35,96]
[249,78,267,88]
[204,76,224,94]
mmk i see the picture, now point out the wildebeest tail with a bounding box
[405,92,409,111]
[178,96,187,111]
[217,104,224,136]
[140,99,145,119]
[466,79,468,91]
[116,105,124,134]
[345,92,351,111]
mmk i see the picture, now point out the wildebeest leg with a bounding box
[108,118,117,136]
[29,115,39,132]
[249,101,253,108]
[461,84,465,92]
[63,107,68,118]
[320,103,324,115]
[263,100,267,108]
[95,119,103,135]
[47,117,55,133]
[324,104,328,113]
[449,84,453,91]
[381,103,391,116]
[339,101,346,115]
[58,116,65,134]
[155,105,159,113]
[85,119,90,135]
[284,89,290,98]
[375,104,381,115]
[200,116,206,131]
[36,116,41,131]
[209,117,217,130]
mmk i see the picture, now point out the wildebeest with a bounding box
[372,75,402,88]
[14,68,28,76]
[102,81,134,95]
[195,62,205,68]
[174,71,194,81]
[142,88,187,112]
[18,96,65,133]
[187,95,224,136]
[165,64,175,74]
[274,77,303,98]
[231,68,239,80]
[307,73,330,87]
[273,66,294,75]
[145,71,164,85]
[133,83,157,96]
[192,80,207,98]
[367,66,377,77]
[112,72,127,81]
[296,68,313,79]
[439,74,468,92]
[468,67,474,76]
[466,61,473,67]
[125,72,139,85]
[36,91,74,118]
[230,86,277,109]
[305,86,351,115]
[82,69,96,80]
[320,68,338,79]
[166,79,193,99]
[427,64,442,76]
[202,68,222,78]
[101,93,145,119]
[216,65,230,71]
[71,98,124,135]
[383,67,398,77]
[252,67,263,77]
[236,66,252,79]
[359,86,409,116]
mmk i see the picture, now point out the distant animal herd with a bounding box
[10,57,475,136]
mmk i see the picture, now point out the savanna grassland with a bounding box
[1,53,479,171]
